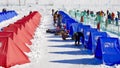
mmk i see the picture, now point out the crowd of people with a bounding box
[69,9,120,30]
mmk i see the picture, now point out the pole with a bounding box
[19,0,21,6]
[24,0,26,5]
[6,0,9,6]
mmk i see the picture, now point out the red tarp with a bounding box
[2,27,31,53]
[0,35,30,68]
[0,11,41,68]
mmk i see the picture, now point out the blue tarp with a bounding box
[62,17,69,23]
[0,10,18,22]
[69,23,82,36]
[95,37,120,66]
[59,11,70,24]
[65,19,77,30]
[77,25,91,32]
[87,32,108,52]
[83,28,98,46]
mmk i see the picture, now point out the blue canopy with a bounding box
[69,23,82,36]
[0,10,18,23]
[83,28,98,46]
[77,25,91,32]
[59,10,70,24]
[95,37,120,66]
[66,19,77,30]
[62,17,71,24]
[87,32,108,52]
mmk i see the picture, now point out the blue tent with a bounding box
[69,23,82,36]
[0,10,18,23]
[59,11,70,24]
[83,28,98,46]
[62,17,70,24]
[87,32,108,52]
[65,19,77,30]
[12,10,18,16]
[77,25,91,32]
[0,14,3,22]
[95,37,120,66]
[1,13,6,21]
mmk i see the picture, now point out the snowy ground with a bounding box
[0,5,120,68]
[14,8,120,68]
[12,10,104,68]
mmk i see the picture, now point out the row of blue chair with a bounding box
[59,10,120,66]
[0,10,18,22]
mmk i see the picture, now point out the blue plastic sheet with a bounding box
[0,10,18,22]
[66,19,77,30]
[87,32,108,52]
[69,23,82,36]
[77,25,91,32]
[83,28,98,46]
[95,37,120,66]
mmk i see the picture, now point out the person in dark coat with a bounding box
[57,14,62,28]
[73,32,84,45]
[2,8,6,12]
[53,11,58,26]
[52,9,54,16]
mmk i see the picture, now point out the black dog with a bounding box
[73,32,84,45]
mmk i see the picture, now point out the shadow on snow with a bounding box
[50,58,102,65]
[49,49,92,55]
[48,39,74,43]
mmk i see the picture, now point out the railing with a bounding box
[68,10,120,37]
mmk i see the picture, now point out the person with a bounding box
[117,11,120,19]
[73,32,84,45]
[107,10,109,15]
[29,11,32,14]
[52,9,54,16]
[105,18,108,30]
[80,16,84,22]
[115,17,118,26]
[108,13,112,24]
[96,11,100,31]
[111,12,115,24]
[2,8,6,12]
[57,14,62,28]
[97,22,100,31]
[61,30,69,40]
[87,10,89,16]
[53,11,58,26]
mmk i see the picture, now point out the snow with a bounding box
[0,1,119,68]
[11,13,104,68]
[11,10,118,68]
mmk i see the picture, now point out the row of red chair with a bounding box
[0,11,41,68]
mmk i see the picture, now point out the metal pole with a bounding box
[6,0,9,6]
[19,0,21,6]
[24,0,26,5]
